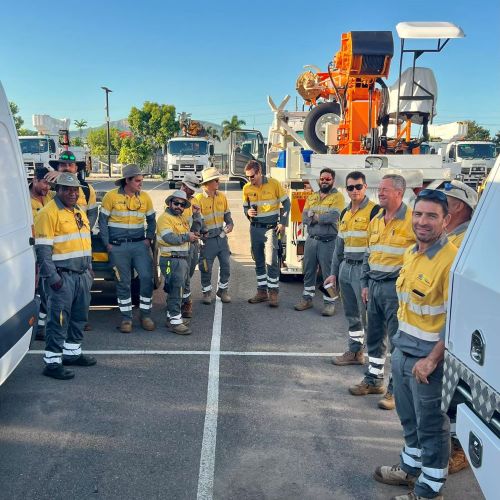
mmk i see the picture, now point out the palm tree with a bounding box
[74,119,88,139]
[205,125,221,142]
[221,115,246,139]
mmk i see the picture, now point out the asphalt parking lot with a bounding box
[0,179,484,499]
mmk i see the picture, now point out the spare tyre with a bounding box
[303,102,341,154]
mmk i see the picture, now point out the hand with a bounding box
[188,232,200,243]
[224,224,234,234]
[247,208,257,217]
[50,279,63,291]
[144,238,151,248]
[276,223,285,235]
[106,244,114,252]
[44,170,61,183]
[361,287,369,304]
[324,275,337,288]
[412,357,438,384]
[192,203,201,214]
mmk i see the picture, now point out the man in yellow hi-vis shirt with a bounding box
[350,174,415,411]
[374,189,456,500]
[243,160,290,307]
[34,173,95,380]
[99,164,156,333]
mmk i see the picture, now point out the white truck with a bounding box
[165,136,214,188]
[441,156,500,499]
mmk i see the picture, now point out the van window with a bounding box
[0,123,29,234]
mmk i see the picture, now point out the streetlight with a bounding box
[101,86,112,177]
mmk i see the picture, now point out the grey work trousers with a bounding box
[392,348,450,498]
[364,278,399,392]
[302,237,336,304]
[183,242,199,304]
[250,225,279,292]
[199,236,230,293]
[35,275,47,332]
[160,256,188,326]
[338,260,366,352]
[109,241,153,320]
[43,270,92,365]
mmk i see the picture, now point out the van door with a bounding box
[229,129,266,185]
[0,82,37,386]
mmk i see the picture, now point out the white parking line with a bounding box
[28,350,346,357]
[146,180,170,191]
[197,296,223,500]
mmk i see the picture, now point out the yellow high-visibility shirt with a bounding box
[365,203,415,280]
[31,192,54,221]
[447,221,470,249]
[396,237,457,346]
[242,177,288,223]
[34,199,91,263]
[194,190,231,236]
[156,210,190,256]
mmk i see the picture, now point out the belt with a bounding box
[161,254,188,260]
[374,276,397,282]
[251,222,277,229]
[57,267,87,274]
[311,235,335,242]
[344,258,362,265]
[110,237,145,245]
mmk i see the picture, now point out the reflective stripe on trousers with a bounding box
[250,225,279,291]
[302,237,336,302]
[199,236,230,293]
[160,256,188,324]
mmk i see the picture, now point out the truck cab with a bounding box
[228,129,267,188]
[19,135,58,178]
[441,156,500,499]
[165,137,214,188]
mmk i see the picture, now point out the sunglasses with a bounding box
[320,177,333,182]
[443,182,468,199]
[346,184,364,192]
[74,212,84,230]
[416,189,448,203]
[172,201,187,208]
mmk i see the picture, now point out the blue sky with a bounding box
[1,0,499,135]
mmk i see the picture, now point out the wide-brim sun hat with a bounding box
[165,189,191,208]
[115,164,144,186]
[438,180,478,210]
[181,173,202,193]
[201,167,221,184]
[55,172,82,188]
[49,150,86,170]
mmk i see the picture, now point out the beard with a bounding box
[320,184,332,193]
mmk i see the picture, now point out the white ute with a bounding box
[0,82,38,385]
[441,156,500,499]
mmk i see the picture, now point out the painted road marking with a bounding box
[28,350,347,357]
[197,296,223,500]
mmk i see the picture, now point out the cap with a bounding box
[55,172,81,188]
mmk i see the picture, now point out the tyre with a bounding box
[303,102,341,153]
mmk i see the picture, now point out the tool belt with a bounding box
[251,221,277,229]
[56,267,87,274]
[310,235,335,242]
[344,258,362,265]
[110,237,145,245]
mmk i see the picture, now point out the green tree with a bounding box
[221,115,246,139]
[74,119,88,139]
[128,102,178,150]
[87,128,122,155]
[18,128,38,136]
[464,120,491,141]
[493,131,500,147]
[72,137,84,147]
[205,125,221,142]
[118,136,154,168]
[9,101,24,132]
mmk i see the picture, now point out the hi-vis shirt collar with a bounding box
[448,220,469,236]
[202,189,219,198]
[410,234,448,259]
[377,202,408,221]
[319,187,338,195]
[347,195,369,211]
[118,186,142,198]
[54,195,81,213]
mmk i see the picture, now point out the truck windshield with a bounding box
[168,140,207,155]
[457,143,496,159]
[19,138,49,154]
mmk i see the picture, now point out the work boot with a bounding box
[165,318,191,327]
[43,364,75,380]
[390,493,441,500]
[373,464,417,486]
[449,439,469,474]
[321,303,336,316]
[202,292,212,305]
[181,300,193,318]
[332,350,365,366]
[169,323,192,335]
[269,290,279,307]
[216,289,231,303]
[349,380,385,396]
[378,391,396,410]
[62,354,97,367]
[294,298,313,311]
[248,290,268,304]
[141,317,156,331]
[119,320,133,334]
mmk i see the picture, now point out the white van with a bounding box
[442,156,500,499]
[0,82,38,385]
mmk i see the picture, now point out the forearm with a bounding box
[146,214,156,240]
[426,340,445,365]
[98,213,110,246]
[360,250,370,288]
[280,198,290,226]
[35,245,59,284]
[87,207,98,230]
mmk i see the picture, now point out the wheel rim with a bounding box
[315,113,341,142]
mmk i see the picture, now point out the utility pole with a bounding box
[101,86,113,177]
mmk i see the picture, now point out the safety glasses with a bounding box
[74,212,84,230]
[172,201,187,208]
[443,182,469,199]
[346,184,364,192]
[416,189,448,203]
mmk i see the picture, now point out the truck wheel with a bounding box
[303,102,341,153]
